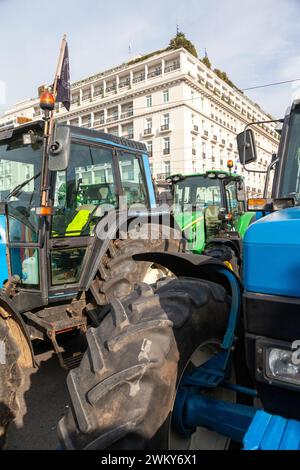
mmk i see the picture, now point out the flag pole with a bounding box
[40,34,67,207]
[47,34,67,148]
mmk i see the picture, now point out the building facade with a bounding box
[0,47,279,196]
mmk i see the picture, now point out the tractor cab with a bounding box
[168,169,254,257]
[0,121,155,309]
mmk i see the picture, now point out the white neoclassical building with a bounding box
[0,47,279,196]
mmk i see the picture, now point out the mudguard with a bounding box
[133,251,242,292]
[79,209,185,291]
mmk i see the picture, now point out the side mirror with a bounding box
[237,129,257,165]
[49,125,71,171]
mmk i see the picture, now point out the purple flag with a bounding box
[56,42,70,111]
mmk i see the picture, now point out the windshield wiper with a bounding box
[6,171,41,200]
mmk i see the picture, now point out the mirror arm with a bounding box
[263,157,279,198]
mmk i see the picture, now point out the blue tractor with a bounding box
[58,99,300,450]
[0,117,182,446]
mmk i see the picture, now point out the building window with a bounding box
[145,118,152,130]
[146,141,153,156]
[164,161,171,176]
[162,113,170,130]
[163,137,170,155]
[163,90,169,103]
[146,95,152,108]
[192,137,196,155]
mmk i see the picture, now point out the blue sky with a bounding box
[0,0,300,118]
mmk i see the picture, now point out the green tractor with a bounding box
[168,168,255,272]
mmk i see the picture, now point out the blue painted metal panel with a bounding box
[183,393,256,443]
[0,214,8,286]
[243,207,300,297]
[142,154,156,208]
[244,410,300,450]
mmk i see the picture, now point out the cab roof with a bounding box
[169,170,243,181]
[0,120,147,153]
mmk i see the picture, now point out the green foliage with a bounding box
[213,68,240,92]
[168,32,198,58]
[202,56,211,69]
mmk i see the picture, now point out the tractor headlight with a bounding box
[256,339,300,389]
[267,348,300,385]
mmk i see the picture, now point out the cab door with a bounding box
[48,140,119,299]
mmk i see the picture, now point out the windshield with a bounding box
[173,176,222,210]
[279,110,300,204]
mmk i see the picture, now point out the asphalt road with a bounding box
[6,344,70,450]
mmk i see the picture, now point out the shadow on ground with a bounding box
[6,341,70,450]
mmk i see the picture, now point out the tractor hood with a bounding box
[243,207,300,297]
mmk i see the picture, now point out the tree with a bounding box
[168,32,198,58]
[202,55,211,69]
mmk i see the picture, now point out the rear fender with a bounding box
[133,251,242,293]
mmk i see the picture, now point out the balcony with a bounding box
[119,78,130,89]
[106,84,117,94]
[147,68,162,79]
[192,149,196,156]
[191,125,199,134]
[163,148,170,155]
[143,128,153,136]
[160,124,171,133]
[93,118,105,126]
[94,88,103,97]
[123,132,134,140]
[133,74,145,84]
[120,109,134,119]
[164,61,180,73]
[82,94,91,102]
[220,139,226,147]
[157,172,170,181]
[107,114,119,123]
[202,130,209,139]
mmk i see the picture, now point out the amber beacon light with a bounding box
[40,91,55,111]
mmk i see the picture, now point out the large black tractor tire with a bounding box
[58,278,231,450]
[93,224,184,305]
[204,245,239,276]
[0,315,32,448]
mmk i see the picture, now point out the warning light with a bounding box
[36,206,54,216]
[227,159,234,169]
[40,91,55,111]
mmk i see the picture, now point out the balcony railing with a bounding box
[163,148,170,155]
[133,74,145,84]
[164,62,180,73]
[213,135,217,141]
[120,109,133,119]
[147,68,162,79]
[93,118,105,126]
[123,133,134,140]
[94,88,103,97]
[192,125,199,134]
[106,84,117,93]
[119,79,130,88]
[192,149,196,155]
[107,115,118,123]
[143,128,153,136]
[160,124,170,132]
[82,94,91,101]
[156,172,171,181]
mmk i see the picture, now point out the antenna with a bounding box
[128,41,132,59]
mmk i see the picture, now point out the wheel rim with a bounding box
[169,340,235,450]
[142,263,175,285]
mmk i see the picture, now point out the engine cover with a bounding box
[243,207,300,297]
